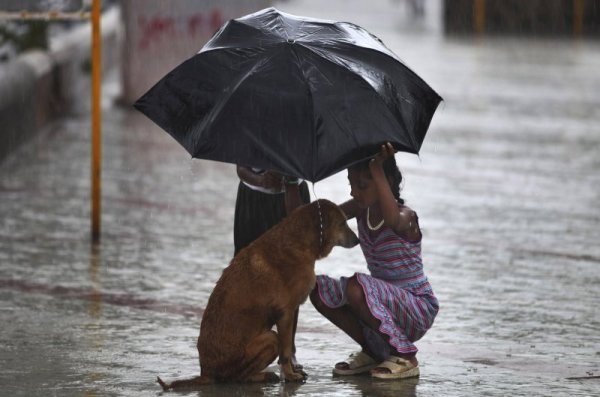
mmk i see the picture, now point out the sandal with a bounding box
[333,351,378,375]
[370,355,420,379]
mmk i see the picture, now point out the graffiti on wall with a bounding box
[137,9,224,50]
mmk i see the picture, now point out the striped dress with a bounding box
[316,208,438,357]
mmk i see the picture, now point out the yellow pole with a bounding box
[573,0,585,37]
[473,0,486,35]
[91,0,102,243]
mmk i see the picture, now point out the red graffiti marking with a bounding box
[209,9,223,33]
[138,16,175,50]
[187,14,204,37]
[137,10,225,51]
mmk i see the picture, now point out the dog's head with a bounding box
[311,199,359,258]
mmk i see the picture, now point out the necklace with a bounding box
[367,207,384,231]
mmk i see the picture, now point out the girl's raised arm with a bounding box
[369,143,422,241]
[339,199,360,220]
[369,143,402,228]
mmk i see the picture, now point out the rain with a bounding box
[1,0,599,396]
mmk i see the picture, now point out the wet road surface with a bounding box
[1,0,599,396]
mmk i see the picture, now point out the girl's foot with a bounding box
[333,351,379,375]
[370,355,419,379]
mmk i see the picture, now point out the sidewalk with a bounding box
[1,0,599,396]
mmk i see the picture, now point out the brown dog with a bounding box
[157,199,358,390]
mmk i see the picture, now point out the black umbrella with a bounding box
[134,7,442,182]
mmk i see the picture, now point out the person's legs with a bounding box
[309,287,371,355]
[345,277,381,331]
[344,277,418,372]
[312,276,420,376]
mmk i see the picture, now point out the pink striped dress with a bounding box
[316,208,438,356]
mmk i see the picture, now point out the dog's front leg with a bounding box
[276,310,307,382]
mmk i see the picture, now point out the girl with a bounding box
[310,143,438,379]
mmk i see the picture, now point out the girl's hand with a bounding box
[370,142,396,170]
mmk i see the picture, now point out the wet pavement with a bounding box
[1,0,599,396]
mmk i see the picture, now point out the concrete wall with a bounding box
[0,8,120,163]
[120,0,271,104]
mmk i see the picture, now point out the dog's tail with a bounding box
[157,375,213,391]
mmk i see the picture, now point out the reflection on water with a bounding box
[85,243,103,397]
[87,243,102,321]
[342,376,419,397]
[166,374,418,397]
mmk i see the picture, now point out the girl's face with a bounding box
[348,169,378,209]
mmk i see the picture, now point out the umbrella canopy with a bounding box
[134,7,442,182]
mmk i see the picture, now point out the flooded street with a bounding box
[1,0,599,396]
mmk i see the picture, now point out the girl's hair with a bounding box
[349,155,404,205]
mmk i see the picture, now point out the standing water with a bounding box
[0,0,598,396]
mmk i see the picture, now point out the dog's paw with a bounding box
[283,370,307,383]
[292,366,308,379]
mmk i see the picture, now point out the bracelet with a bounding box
[284,177,301,185]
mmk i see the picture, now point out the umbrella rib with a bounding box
[336,22,404,62]
[297,42,418,153]
[295,25,330,42]
[275,13,291,41]
[289,45,318,182]
[271,9,334,43]
[205,19,283,51]
[236,10,293,42]
[190,54,275,158]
